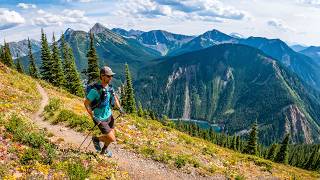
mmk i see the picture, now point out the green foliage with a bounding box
[15,55,24,73]
[86,33,100,84]
[123,63,136,113]
[51,33,66,87]
[137,101,144,117]
[1,42,14,68]
[66,160,91,180]
[40,29,54,83]
[245,122,258,155]
[274,134,290,164]
[235,174,246,180]
[267,143,278,161]
[28,37,39,78]
[5,115,46,148]
[44,98,61,116]
[54,110,93,132]
[20,148,41,165]
[174,155,187,168]
[60,35,84,97]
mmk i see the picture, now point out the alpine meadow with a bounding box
[1,0,320,179]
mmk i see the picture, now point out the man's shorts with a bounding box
[93,115,115,134]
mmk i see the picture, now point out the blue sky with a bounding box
[1,0,320,46]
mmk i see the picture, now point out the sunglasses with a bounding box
[102,74,113,78]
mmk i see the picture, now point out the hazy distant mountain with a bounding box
[8,39,41,59]
[170,29,238,55]
[136,30,195,56]
[290,44,308,52]
[136,44,320,145]
[111,28,144,38]
[300,46,320,65]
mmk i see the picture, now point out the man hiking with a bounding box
[84,66,125,157]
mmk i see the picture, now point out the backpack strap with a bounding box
[91,83,103,109]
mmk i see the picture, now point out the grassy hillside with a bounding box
[1,63,320,179]
[0,63,128,179]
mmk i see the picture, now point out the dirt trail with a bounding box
[32,83,222,180]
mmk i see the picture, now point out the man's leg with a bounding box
[99,129,116,154]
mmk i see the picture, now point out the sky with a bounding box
[0,0,320,46]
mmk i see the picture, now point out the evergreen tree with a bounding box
[15,54,24,73]
[245,122,258,155]
[137,101,144,117]
[267,143,278,160]
[51,33,66,87]
[0,46,3,64]
[2,42,14,68]
[86,33,99,84]
[124,63,136,113]
[60,34,84,96]
[275,134,290,164]
[231,135,237,150]
[120,83,126,106]
[236,136,240,151]
[27,38,39,78]
[40,29,53,82]
[305,148,318,170]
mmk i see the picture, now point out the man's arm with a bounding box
[84,99,94,119]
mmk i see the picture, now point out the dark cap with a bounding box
[100,66,115,76]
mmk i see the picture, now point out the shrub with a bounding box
[175,155,188,168]
[20,148,41,165]
[42,143,57,165]
[66,160,91,180]
[44,98,61,116]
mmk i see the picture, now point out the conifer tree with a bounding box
[40,29,53,82]
[124,63,136,113]
[137,101,144,117]
[231,135,237,150]
[15,54,24,73]
[245,122,258,155]
[267,143,278,160]
[0,46,3,64]
[274,134,290,164]
[2,42,14,68]
[120,83,126,106]
[27,38,39,78]
[236,136,240,151]
[51,33,66,87]
[86,33,99,84]
[60,34,84,96]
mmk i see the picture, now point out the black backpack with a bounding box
[86,83,115,110]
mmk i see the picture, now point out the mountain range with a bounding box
[135,44,320,145]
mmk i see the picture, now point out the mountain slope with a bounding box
[135,44,320,145]
[239,37,320,91]
[169,29,238,56]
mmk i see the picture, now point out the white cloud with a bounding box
[0,9,25,30]
[117,0,249,22]
[65,0,96,2]
[297,0,320,6]
[267,19,295,32]
[32,9,89,27]
[17,3,37,9]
